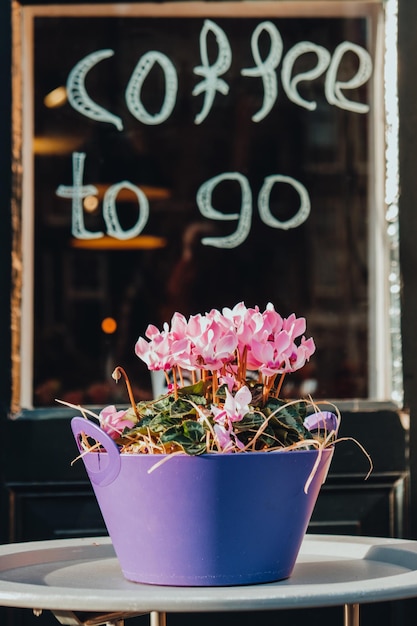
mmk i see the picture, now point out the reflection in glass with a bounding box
[32,15,372,406]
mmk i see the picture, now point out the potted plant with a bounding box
[69,302,360,587]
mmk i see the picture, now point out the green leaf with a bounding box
[149,413,182,433]
[233,412,265,432]
[160,420,207,455]
[177,380,208,398]
[170,398,198,416]
[264,399,312,440]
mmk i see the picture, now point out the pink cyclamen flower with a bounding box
[219,373,237,392]
[214,421,245,452]
[99,405,136,440]
[281,336,316,373]
[262,302,284,335]
[191,326,238,371]
[135,331,190,371]
[211,385,252,424]
[223,302,264,352]
[246,311,315,375]
[282,313,306,339]
[248,330,292,375]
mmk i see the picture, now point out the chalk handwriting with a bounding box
[281,42,331,111]
[67,50,123,131]
[196,172,252,248]
[193,20,232,125]
[56,153,311,247]
[60,20,372,249]
[56,152,103,239]
[65,20,373,128]
[258,175,310,229]
[103,181,150,239]
[325,41,372,113]
[241,21,283,122]
[126,51,178,125]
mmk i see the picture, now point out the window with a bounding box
[11,1,400,411]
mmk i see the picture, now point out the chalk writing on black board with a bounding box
[66,20,372,130]
[56,152,310,247]
[57,19,372,248]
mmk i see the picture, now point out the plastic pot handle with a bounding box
[304,411,339,435]
[71,416,121,487]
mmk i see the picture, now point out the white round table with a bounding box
[1,534,417,626]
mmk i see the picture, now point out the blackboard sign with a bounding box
[15,2,381,407]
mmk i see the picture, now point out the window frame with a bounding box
[11,0,399,414]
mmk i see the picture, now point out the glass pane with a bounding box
[31,11,373,407]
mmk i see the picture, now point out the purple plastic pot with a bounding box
[71,416,333,587]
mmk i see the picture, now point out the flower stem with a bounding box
[178,366,184,388]
[262,378,268,405]
[242,345,248,380]
[275,373,286,398]
[237,346,248,384]
[112,366,139,418]
[212,370,218,402]
[173,366,179,400]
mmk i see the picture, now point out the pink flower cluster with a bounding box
[99,405,136,440]
[135,302,315,385]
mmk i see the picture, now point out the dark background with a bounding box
[1,2,417,626]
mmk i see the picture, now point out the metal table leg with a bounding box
[344,604,360,626]
[150,611,167,626]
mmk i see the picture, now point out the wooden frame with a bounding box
[11,0,394,412]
